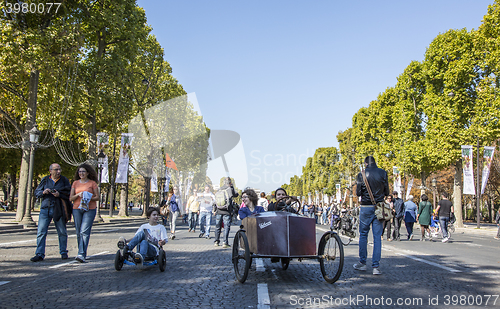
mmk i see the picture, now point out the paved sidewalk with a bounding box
[0,207,146,234]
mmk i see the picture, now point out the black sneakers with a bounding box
[61,253,69,260]
[30,255,43,262]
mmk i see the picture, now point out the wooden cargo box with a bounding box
[242,212,316,257]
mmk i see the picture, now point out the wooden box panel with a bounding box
[243,212,316,257]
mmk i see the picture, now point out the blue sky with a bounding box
[137,0,494,192]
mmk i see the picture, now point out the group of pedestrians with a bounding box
[31,163,99,263]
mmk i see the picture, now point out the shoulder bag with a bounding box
[361,170,393,221]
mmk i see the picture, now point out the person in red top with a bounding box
[70,163,99,263]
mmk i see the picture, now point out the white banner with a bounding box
[481,146,495,195]
[151,171,158,192]
[323,194,329,204]
[164,168,171,192]
[462,145,475,195]
[115,133,133,183]
[393,166,401,196]
[336,184,341,203]
[406,176,414,200]
[308,193,312,205]
[101,155,109,184]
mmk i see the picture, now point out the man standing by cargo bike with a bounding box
[353,156,389,275]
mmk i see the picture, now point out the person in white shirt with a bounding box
[117,207,167,266]
[198,185,215,239]
[257,192,269,211]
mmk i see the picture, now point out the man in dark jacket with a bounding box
[213,177,238,248]
[31,163,72,262]
[392,191,404,241]
[353,156,389,275]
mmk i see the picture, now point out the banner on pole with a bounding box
[336,184,341,203]
[101,155,109,184]
[164,168,171,192]
[393,166,402,197]
[165,153,178,170]
[461,145,475,195]
[406,176,414,200]
[151,171,158,192]
[481,146,495,195]
[116,133,133,183]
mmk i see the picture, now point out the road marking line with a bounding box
[381,246,461,273]
[97,229,121,233]
[0,235,76,247]
[49,251,110,269]
[0,281,10,286]
[256,258,265,272]
[257,283,270,309]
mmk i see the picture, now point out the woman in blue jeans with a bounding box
[70,164,100,263]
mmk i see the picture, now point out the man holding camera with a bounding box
[31,163,72,262]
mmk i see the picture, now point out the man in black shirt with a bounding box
[435,192,454,243]
[392,191,404,241]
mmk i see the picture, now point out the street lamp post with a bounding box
[431,178,437,211]
[95,150,106,223]
[20,125,40,226]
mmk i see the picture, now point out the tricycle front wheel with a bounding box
[232,230,251,283]
[158,249,166,272]
[318,232,344,283]
[114,250,124,271]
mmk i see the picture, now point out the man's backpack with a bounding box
[215,189,230,210]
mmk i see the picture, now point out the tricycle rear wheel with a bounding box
[158,249,166,272]
[232,230,251,283]
[318,232,344,283]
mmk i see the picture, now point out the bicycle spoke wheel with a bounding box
[232,230,251,283]
[318,232,344,284]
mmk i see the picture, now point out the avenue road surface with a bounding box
[0,212,499,309]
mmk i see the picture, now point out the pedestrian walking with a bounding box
[198,185,215,239]
[214,178,239,248]
[435,192,454,243]
[382,195,393,241]
[167,186,182,239]
[258,192,269,211]
[392,191,404,241]
[31,163,72,262]
[403,195,417,240]
[187,189,200,233]
[70,163,100,263]
[417,194,432,241]
[353,156,389,275]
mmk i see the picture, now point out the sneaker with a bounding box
[373,267,382,275]
[199,233,204,238]
[134,253,144,266]
[75,255,86,263]
[214,241,220,247]
[421,238,425,242]
[205,235,211,239]
[353,263,367,271]
[442,237,449,243]
[61,253,69,260]
[494,236,499,240]
[117,236,126,249]
[30,255,43,262]
[410,234,414,240]
[171,235,176,240]
[122,245,131,258]
[222,243,230,249]
[188,229,192,232]
[387,238,393,242]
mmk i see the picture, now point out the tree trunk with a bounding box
[88,111,97,162]
[420,171,426,197]
[118,184,127,216]
[143,177,150,217]
[454,160,464,228]
[16,70,39,221]
[8,172,16,211]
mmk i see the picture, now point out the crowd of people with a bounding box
[29,159,498,267]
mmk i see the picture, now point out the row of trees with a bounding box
[282,1,500,226]
[0,1,210,219]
